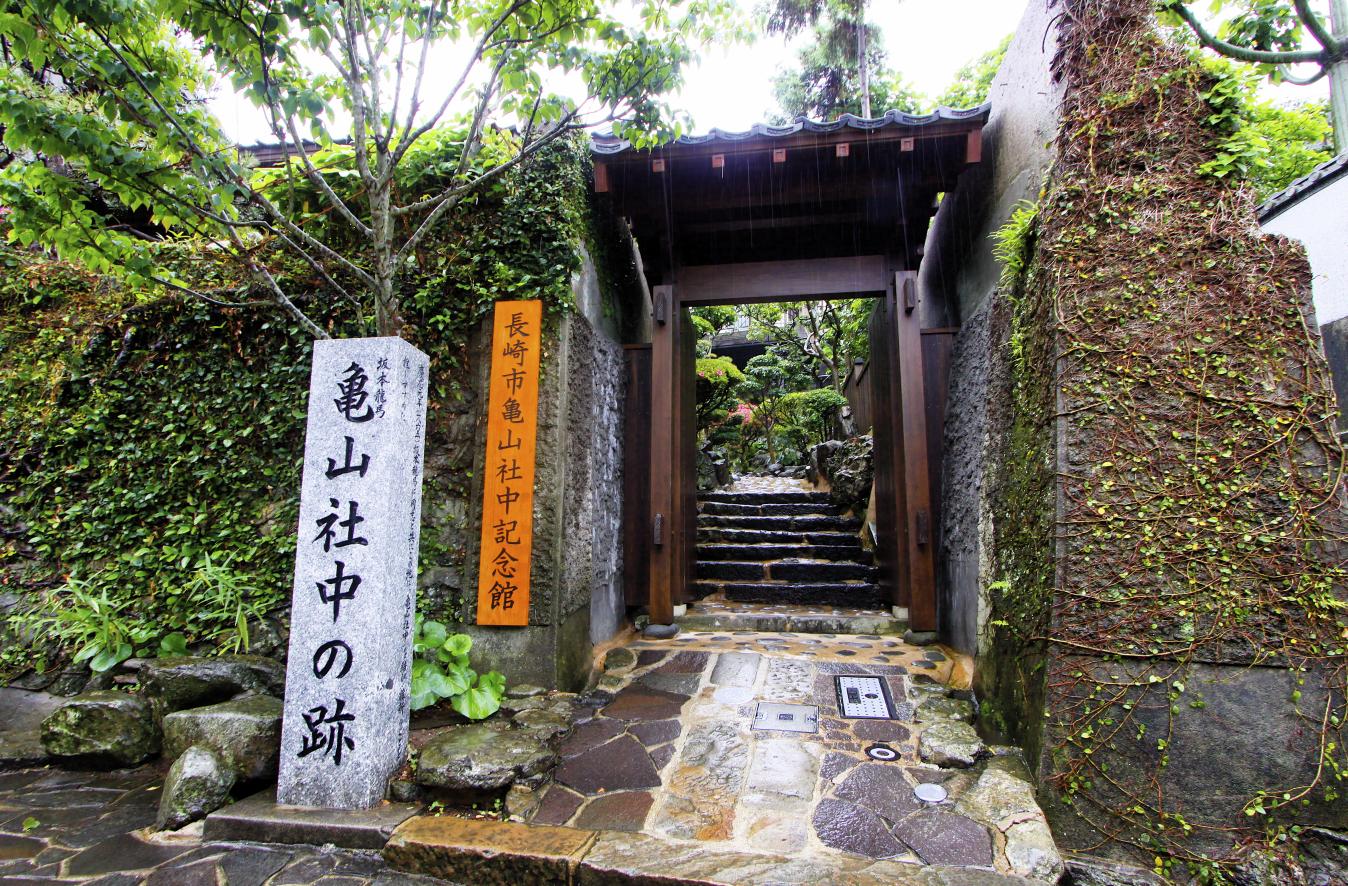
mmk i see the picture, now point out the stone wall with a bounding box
[923,0,1348,866]
[922,0,1064,657]
[977,0,1348,864]
[447,247,633,691]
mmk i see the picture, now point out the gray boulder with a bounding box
[0,688,64,767]
[139,655,284,717]
[156,745,236,830]
[162,694,282,782]
[41,690,161,767]
[824,434,874,515]
[416,723,557,792]
[918,720,986,768]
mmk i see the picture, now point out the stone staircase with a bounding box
[694,489,884,608]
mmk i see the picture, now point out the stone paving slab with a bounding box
[505,630,1061,884]
[0,751,443,885]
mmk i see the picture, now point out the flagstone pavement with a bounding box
[0,628,1056,885]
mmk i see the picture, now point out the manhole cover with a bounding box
[835,675,895,719]
[914,783,948,803]
[752,703,820,734]
[865,743,899,761]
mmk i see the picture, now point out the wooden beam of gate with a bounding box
[648,285,676,626]
[676,256,889,305]
[894,271,937,631]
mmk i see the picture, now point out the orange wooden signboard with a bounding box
[476,300,542,626]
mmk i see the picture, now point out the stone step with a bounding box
[696,559,878,583]
[384,815,1005,885]
[699,501,843,518]
[697,514,862,533]
[697,528,862,547]
[698,491,831,506]
[676,607,905,635]
[695,543,871,564]
[698,580,887,608]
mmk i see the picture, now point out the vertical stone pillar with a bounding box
[277,337,429,809]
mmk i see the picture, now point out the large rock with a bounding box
[823,434,873,514]
[918,720,986,768]
[156,745,236,830]
[416,724,557,792]
[139,655,284,717]
[162,695,282,782]
[40,690,160,767]
[0,687,64,767]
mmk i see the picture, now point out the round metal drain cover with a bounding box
[914,783,949,803]
[865,743,898,761]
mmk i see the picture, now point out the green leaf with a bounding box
[158,632,189,657]
[451,683,502,720]
[442,633,471,657]
[89,642,132,673]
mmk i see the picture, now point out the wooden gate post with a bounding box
[648,285,676,626]
[894,271,937,631]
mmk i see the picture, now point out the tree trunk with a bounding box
[1331,0,1348,153]
[856,10,871,118]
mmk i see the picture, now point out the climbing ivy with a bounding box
[0,134,599,679]
[983,0,1348,878]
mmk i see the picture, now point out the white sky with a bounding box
[210,0,1328,144]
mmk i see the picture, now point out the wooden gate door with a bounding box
[647,286,696,625]
[622,344,652,607]
[869,272,937,631]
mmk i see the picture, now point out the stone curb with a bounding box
[383,814,1041,885]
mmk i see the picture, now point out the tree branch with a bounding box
[1167,2,1326,66]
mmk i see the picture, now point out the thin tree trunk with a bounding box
[1331,0,1348,153]
[856,9,871,118]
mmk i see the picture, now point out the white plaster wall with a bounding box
[1262,175,1348,325]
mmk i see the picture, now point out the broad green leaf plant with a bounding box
[410,616,506,719]
[0,0,741,337]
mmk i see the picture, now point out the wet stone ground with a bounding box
[0,767,446,885]
[522,631,1062,883]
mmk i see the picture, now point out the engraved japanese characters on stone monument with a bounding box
[278,337,429,809]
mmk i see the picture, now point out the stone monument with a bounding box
[277,337,429,809]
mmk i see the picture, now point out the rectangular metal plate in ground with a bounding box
[752,703,820,734]
[835,675,896,719]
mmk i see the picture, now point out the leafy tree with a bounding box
[0,0,734,338]
[695,355,744,432]
[936,34,1012,109]
[735,349,815,461]
[765,0,904,119]
[1160,0,1348,151]
[742,299,873,393]
[776,387,847,451]
[691,304,736,356]
[1193,52,1333,194]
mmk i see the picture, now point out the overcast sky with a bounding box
[210,0,1327,144]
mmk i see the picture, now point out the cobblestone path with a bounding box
[0,766,449,885]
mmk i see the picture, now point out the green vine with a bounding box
[983,0,1348,877]
[0,133,602,678]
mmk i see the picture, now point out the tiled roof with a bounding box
[589,105,991,155]
[1259,152,1348,221]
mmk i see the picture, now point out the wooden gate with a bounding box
[643,265,939,632]
[868,271,937,631]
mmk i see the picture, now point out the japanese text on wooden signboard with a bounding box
[477,300,542,626]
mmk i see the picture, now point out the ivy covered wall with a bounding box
[0,135,644,689]
[973,0,1348,874]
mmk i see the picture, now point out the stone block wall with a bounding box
[445,248,632,691]
[924,0,1348,866]
[921,0,1064,658]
